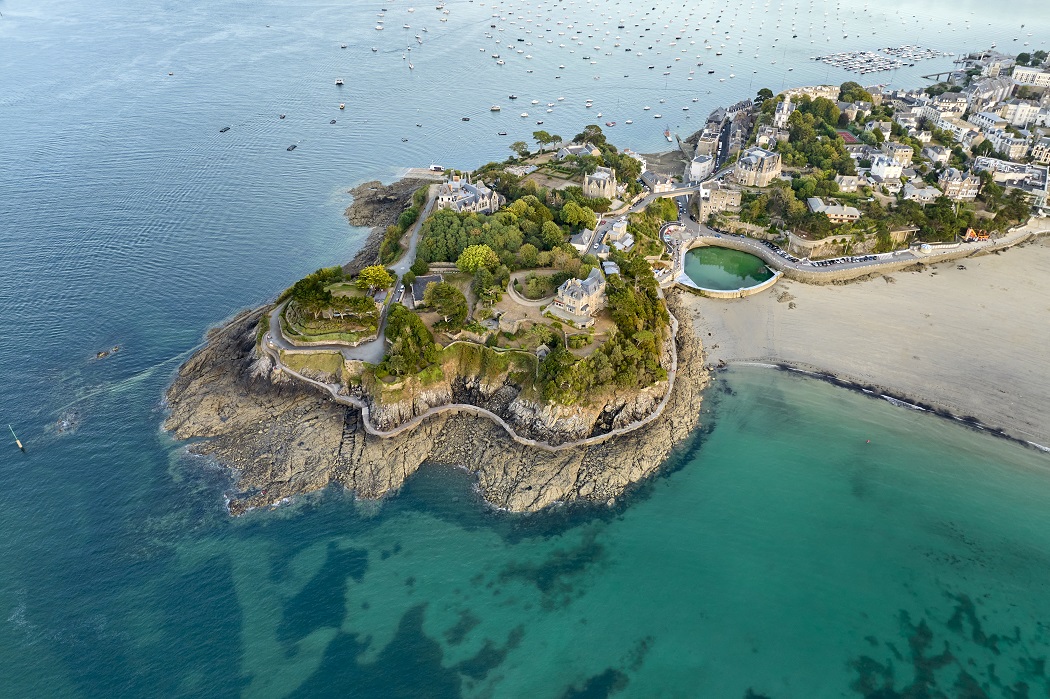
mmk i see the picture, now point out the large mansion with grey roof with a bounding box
[435,175,505,214]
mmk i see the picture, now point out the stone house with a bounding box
[696,182,742,220]
[937,168,981,201]
[806,197,861,223]
[434,175,505,214]
[583,166,617,199]
[733,147,782,187]
[549,267,606,328]
[881,142,914,167]
[556,142,602,160]
[921,144,951,165]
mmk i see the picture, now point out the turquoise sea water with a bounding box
[683,246,774,289]
[2,0,1050,696]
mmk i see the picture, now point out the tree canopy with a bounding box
[423,281,468,331]
[838,81,873,104]
[287,267,342,317]
[456,244,499,273]
[356,265,394,292]
[379,304,437,376]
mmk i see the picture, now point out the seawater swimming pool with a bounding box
[682,246,775,291]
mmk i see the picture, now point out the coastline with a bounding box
[163,293,709,515]
[686,235,1050,450]
[342,177,430,273]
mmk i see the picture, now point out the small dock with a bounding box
[402,168,449,181]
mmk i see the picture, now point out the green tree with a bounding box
[510,141,530,158]
[838,81,873,103]
[356,265,394,292]
[533,130,554,151]
[572,124,606,146]
[410,259,429,276]
[540,220,565,248]
[561,201,597,230]
[517,242,540,267]
[380,304,437,376]
[288,267,343,318]
[1016,52,1031,66]
[456,243,499,273]
[756,87,774,102]
[423,281,468,331]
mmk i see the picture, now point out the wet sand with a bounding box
[685,236,1050,449]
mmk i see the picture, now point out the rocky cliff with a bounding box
[342,178,429,274]
[163,295,709,515]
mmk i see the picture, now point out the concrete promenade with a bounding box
[665,216,1048,289]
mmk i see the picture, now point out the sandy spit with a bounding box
[683,236,1050,449]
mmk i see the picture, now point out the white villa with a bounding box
[556,142,602,160]
[548,267,607,328]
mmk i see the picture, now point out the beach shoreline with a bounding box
[686,234,1050,450]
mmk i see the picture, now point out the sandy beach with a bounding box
[685,235,1050,449]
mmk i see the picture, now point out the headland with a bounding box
[167,56,1050,513]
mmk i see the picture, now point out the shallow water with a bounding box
[2,0,1050,695]
[683,246,774,289]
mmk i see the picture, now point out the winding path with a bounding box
[261,306,679,453]
[505,271,555,307]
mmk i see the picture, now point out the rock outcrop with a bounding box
[342,178,429,274]
[163,294,708,515]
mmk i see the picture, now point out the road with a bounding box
[267,183,438,365]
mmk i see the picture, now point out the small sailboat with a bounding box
[9,425,24,452]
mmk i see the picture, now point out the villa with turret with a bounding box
[435,174,505,214]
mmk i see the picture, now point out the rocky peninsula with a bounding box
[163,293,707,515]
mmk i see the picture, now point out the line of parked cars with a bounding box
[809,254,877,267]
[759,239,801,264]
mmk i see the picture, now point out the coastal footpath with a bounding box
[163,293,708,515]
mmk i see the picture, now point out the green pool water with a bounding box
[683,246,774,290]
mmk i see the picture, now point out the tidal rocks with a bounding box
[163,295,708,515]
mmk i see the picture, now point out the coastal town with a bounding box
[163,43,1050,518]
[254,45,1050,454]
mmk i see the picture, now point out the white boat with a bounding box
[520,112,529,117]
[375,25,384,30]
[643,105,651,110]
[654,113,662,118]
[625,119,633,124]
[490,105,501,111]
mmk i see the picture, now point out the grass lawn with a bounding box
[280,351,343,380]
[326,282,369,298]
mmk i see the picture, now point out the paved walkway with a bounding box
[260,306,680,452]
[505,271,555,307]
[665,211,1047,287]
[267,184,438,365]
